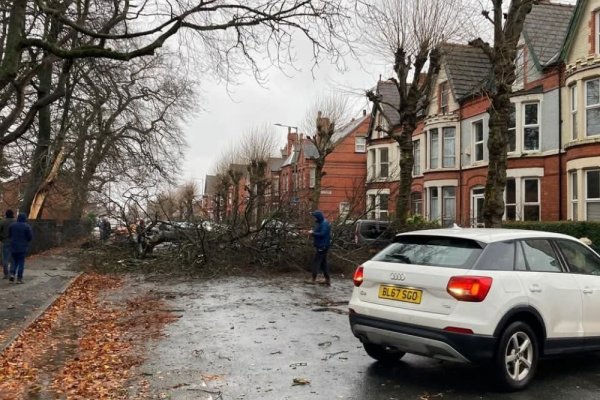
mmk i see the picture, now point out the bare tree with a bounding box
[301,93,351,210]
[358,0,465,222]
[0,0,353,151]
[239,124,278,226]
[469,0,535,227]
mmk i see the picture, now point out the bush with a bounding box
[502,221,600,246]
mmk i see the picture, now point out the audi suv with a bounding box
[348,227,600,390]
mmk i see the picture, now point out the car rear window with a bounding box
[371,235,484,269]
[358,222,391,239]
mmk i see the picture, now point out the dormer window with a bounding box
[439,82,449,114]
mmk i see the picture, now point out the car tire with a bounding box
[494,321,539,391]
[363,342,405,364]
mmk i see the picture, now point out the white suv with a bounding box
[348,227,600,390]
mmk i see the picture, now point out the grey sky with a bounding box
[179,0,577,193]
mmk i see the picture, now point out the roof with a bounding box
[268,157,283,172]
[330,114,369,145]
[523,2,575,68]
[302,141,319,159]
[376,80,401,127]
[441,44,491,102]
[204,175,218,196]
[396,227,578,244]
[281,145,299,167]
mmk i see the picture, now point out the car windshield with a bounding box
[372,235,484,269]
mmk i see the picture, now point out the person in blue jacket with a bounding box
[309,210,331,285]
[8,213,33,284]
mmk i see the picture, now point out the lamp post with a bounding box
[274,123,298,134]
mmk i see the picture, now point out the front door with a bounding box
[471,188,485,227]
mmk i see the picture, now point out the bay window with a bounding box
[442,127,456,167]
[571,85,578,140]
[413,139,421,176]
[571,171,578,221]
[428,126,456,169]
[367,191,390,220]
[508,104,516,152]
[368,147,391,180]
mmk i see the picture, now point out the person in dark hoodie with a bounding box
[309,210,331,285]
[8,213,33,284]
[0,209,15,279]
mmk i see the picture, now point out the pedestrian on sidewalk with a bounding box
[8,213,33,284]
[309,210,331,286]
[0,209,15,279]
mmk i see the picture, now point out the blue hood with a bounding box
[17,213,27,222]
[311,210,324,223]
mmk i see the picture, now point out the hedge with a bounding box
[502,221,600,246]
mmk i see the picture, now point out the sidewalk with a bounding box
[0,250,80,352]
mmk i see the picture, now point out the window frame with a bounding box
[442,127,456,168]
[508,103,517,153]
[571,85,578,140]
[585,78,600,137]
[441,186,456,227]
[355,136,366,153]
[523,178,540,221]
[596,11,600,55]
[571,171,578,221]
[413,139,421,176]
[367,190,391,221]
[585,169,600,221]
[472,120,484,162]
[522,102,540,152]
[439,82,449,114]
[410,192,423,216]
[429,129,439,169]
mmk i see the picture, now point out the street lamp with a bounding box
[274,123,298,134]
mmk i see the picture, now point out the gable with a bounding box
[563,0,599,63]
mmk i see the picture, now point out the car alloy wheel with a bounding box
[495,321,538,391]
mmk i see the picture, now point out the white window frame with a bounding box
[570,171,578,221]
[585,78,600,137]
[585,169,600,221]
[471,186,485,227]
[429,129,439,169]
[571,85,578,140]
[367,189,390,221]
[368,146,391,181]
[355,136,366,153]
[508,103,517,153]
[596,12,600,55]
[440,82,449,114]
[441,186,456,227]
[309,167,316,188]
[442,127,456,168]
[522,102,540,152]
[428,187,439,222]
[375,112,388,138]
[413,139,421,176]
[504,177,541,221]
[410,192,423,215]
[472,120,484,162]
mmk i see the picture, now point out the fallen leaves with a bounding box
[0,273,179,399]
[292,377,310,386]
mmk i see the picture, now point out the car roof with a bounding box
[396,227,578,244]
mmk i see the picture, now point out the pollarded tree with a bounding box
[301,94,351,211]
[358,0,465,222]
[469,0,535,227]
[239,124,278,226]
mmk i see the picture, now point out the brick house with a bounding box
[562,0,600,222]
[279,112,370,221]
[367,1,576,226]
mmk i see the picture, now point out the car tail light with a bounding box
[353,266,364,287]
[447,276,493,302]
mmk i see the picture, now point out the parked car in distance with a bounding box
[349,227,600,390]
[335,219,394,252]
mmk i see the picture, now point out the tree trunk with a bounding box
[395,122,416,222]
[311,161,324,211]
[29,148,66,219]
[484,82,512,227]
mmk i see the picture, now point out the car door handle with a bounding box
[529,284,542,293]
[583,288,594,294]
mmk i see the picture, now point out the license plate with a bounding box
[378,285,422,304]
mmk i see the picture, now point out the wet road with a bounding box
[138,274,600,399]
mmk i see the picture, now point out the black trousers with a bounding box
[312,247,330,280]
